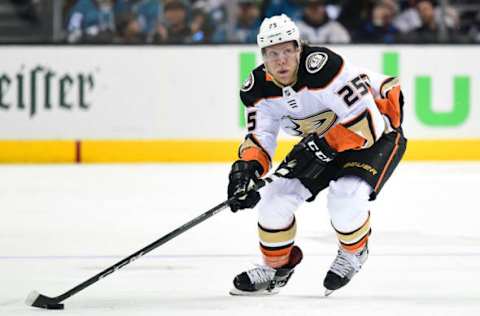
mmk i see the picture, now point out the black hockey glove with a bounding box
[228,160,263,212]
[275,133,337,179]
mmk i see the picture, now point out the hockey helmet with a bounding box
[257,14,301,49]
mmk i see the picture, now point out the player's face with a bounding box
[263,41,300,86]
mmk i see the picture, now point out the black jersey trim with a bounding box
[240,65,283,108]
[296,45,345,91]
[240,45,345,106]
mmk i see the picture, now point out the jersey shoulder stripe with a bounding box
[239,64,283,108]
[298,45,344,90]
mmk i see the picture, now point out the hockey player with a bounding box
[227,14,406,296]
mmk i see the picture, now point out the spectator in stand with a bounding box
[264,0,303,21]
[190,0,227,27]
[66,0,117,43]
[400,0,461,43]
[467,11,480,43]
[190,0,227,41]
[190,3,216,43]
[10,0,41,25]
[296,0,350,44]
[355,0,399,43]
[406,0,439,42]
[336,0,373,32]
[214,0,261,43]
[115,0,161,43]
[393,0,423,33]
[394,0,462,39]
[154,0,191,44]
[115,12,141,43]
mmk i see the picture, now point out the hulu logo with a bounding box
[383,52,470,127]
[239,51,471,127]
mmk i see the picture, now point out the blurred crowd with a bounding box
[61,0,480,44]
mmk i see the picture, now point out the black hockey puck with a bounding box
[45,303,64,310]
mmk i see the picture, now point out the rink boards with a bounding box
[1,139,480,163]
[0,45,479,162]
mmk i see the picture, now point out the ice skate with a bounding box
[323,245,369,296]
[229,245,303,296]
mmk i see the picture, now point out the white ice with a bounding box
[1,162,479,316]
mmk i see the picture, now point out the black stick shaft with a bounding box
[50,177,271,303]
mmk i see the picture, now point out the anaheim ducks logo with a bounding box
[306,52,328,74]
[287,110,337,136]
[241,72,255,92]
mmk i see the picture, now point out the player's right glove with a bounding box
[228,160,263,212]
[275,133,337,179]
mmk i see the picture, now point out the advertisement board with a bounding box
[0,46,479,162]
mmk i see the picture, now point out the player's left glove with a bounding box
[275,133,337,179]
[228,160,263,212]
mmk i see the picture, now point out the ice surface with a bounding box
[1,163,479,315]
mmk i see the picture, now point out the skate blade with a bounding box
[324,289,334,297]
[229,287,279,296]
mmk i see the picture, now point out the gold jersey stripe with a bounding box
[343,109,377,148]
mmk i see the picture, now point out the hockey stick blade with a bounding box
[26,291,64,310]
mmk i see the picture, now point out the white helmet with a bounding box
[257,14,300,49]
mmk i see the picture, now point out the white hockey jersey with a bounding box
[238,45,402,175]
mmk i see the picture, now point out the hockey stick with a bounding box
[26,176,274,310]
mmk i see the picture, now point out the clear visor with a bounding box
[262,45,299,62]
